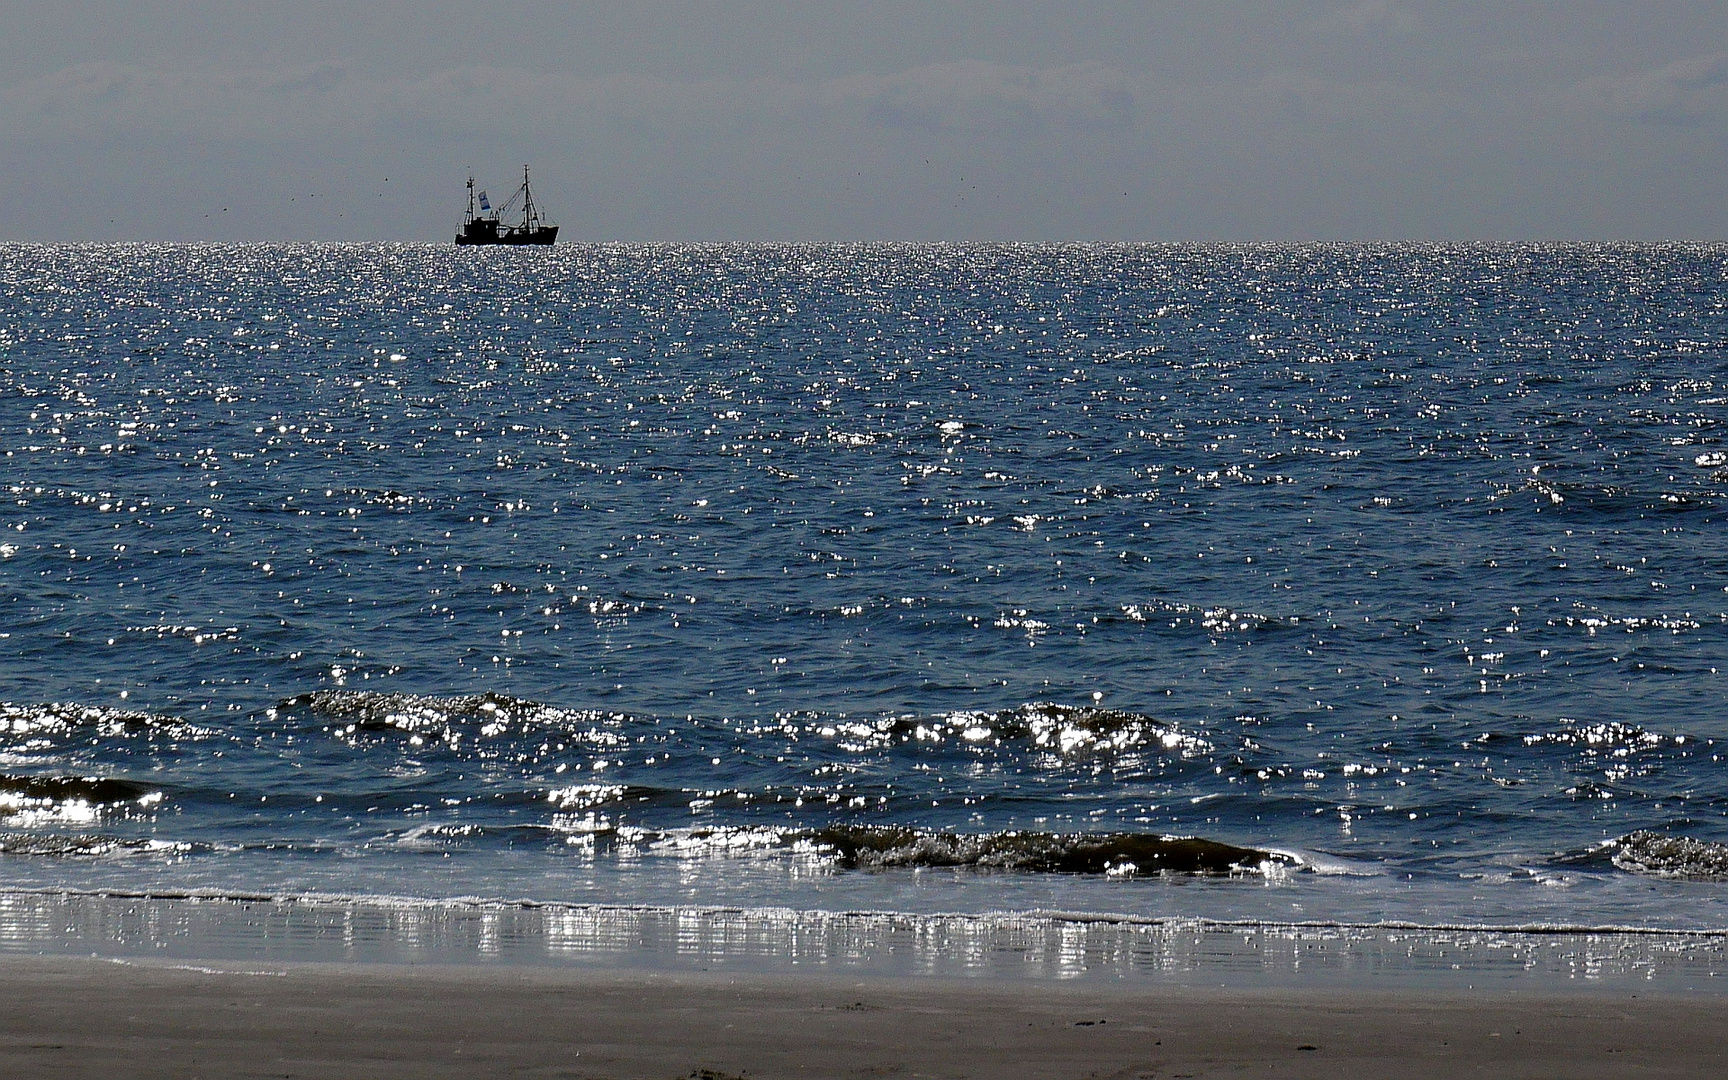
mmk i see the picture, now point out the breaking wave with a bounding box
[276,691,1212,766]
[0,774,164,826]
[0,702,217,746]
[823,702,1211,757]
[273,690,631,750]
[1606,832,1728,882]
[0,775,160,805]
[361,819,1294,877]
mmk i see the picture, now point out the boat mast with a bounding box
[520,165,538,231]
[465,174,476,226]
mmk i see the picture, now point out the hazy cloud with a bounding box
[1,58,1139,143]
[1332,1,1419,36]
[1254,69,1439,127]
[1580,51,1728,125]
[837,60,1136,133]
[1,60,371,140]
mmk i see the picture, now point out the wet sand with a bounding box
[0,956,1722,1078]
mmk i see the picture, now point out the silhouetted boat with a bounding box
[456,166,558,246]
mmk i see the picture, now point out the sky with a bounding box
[1,1,1726,241]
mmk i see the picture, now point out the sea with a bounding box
[3,242,1728,978]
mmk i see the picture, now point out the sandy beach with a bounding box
[0,954,1720,1079]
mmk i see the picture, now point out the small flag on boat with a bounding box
[478,191,490,211]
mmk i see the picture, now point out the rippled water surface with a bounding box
[4,243,1728,928]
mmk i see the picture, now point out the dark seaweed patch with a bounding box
[807,826,1290,876]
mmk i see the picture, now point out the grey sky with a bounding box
[2,1,1725,240]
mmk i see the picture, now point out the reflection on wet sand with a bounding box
[0,891,1721,988]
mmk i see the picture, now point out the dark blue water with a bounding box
[4,242,1728,928]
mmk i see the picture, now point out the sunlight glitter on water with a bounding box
[2,243,1728,929]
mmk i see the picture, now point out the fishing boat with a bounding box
[456,166,558,246]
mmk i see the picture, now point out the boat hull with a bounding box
[456,225,558,246]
